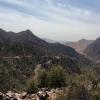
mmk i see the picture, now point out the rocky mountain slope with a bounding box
[66,39,93,55]
[84,38,100,63]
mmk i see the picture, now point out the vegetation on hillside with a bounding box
[27,65,100,100]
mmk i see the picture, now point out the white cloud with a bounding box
[0,0,100,41]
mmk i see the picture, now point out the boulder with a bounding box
[21,92,27,99]
[0,92,3,99]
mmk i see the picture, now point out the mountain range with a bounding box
[0,28,80,58]
[0,28,99,94]
[0,28,94,65]
[0,28,93,92]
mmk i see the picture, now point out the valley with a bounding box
[0,29,99,100]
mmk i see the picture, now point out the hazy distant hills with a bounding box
[66,37,100,63]
[66,39,94,55]
[43,38,57,43]
[84,38,100,63]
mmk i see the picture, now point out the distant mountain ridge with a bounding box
[66,39,94,55]
[0,29,46,46]
[0,28,80,57]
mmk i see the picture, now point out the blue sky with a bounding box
[0,0,100,41]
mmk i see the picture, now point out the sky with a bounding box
[0,0,100,41]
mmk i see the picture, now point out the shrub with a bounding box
[27,78,38,93]
[38,69,48,88]
[48,66,67,88]
[37,66,67,88]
